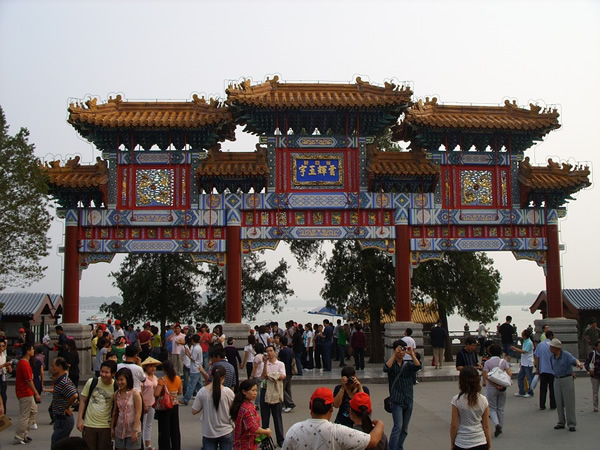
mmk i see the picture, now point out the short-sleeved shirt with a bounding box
[169,333,185,355]
[213,360,236,388]
[323,325,334,343]
[81,377,115,428]
[456,348,478,369]
[252,354,265,378]
[158,376,182,406]
[94,347,107,372]
[451,393,489,449]
[165,330,174,352]
[520,338,534,367]
[52,373,78,416]
[402,336,416,361]
[483,356,510,391]
[584,327,600,345]
[191,385,235,438]
[138,330,152,347]
[551,350,577,377]
[534,339,553,374]
[16,358,34,398]
[234,400,261,450]
[333,384,370,427]
[141,375,158,409]
[383,359,420,407]
[498,323,514,344]
[282,418,370,450]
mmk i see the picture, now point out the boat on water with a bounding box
[86,314,107,322]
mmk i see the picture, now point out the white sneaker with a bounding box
[30,424,38,430]
[514,393,524,397]
[523,394,532,398]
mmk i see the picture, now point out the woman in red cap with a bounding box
[349,392,388,449]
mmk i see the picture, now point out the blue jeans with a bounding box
[389,402,413,450]
[322,342,332,371]
[518,365,534,395]
[203,431,233,450]
[51,414,74,447]
[183,371,203,404]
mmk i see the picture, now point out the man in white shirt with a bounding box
[402,328,418,385]
[168,324,185,376]
[182,334,203,405]
[282,387,383,450]
[117,345,146,392]
[112,320,125,341]
[261,345,286,447]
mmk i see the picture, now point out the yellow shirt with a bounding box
[81,377,115,428]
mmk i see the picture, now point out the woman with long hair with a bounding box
[141,357,160,450]
[230,379,271,450]
[348,392,388,449]
[154,359,182,450]
[450,366,491,450]
[111,368,142,450]
[192,365,235,449]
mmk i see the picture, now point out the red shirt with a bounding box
[16,359,34,399]
[234,400,261,449]
[138,330,152,347]
[198,332,211,353]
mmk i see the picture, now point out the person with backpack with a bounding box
[77,360,117,450]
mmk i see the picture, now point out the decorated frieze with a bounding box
[80,238,225,253]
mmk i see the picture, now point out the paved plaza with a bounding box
[0,364,596,449]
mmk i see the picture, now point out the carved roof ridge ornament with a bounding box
[518,156,591,193]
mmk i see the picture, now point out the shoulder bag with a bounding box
[154,377,173,411]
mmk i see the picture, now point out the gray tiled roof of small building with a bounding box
[0,292,48,316]
[563,288,600,310]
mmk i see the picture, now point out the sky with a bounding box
[0,0,598,306]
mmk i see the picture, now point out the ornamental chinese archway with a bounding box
[44,77,590,326]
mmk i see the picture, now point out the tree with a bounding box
[320,241,395,363]
[196,250,294,323]
[412,252,502,360]
[103,253,203,335]
[0,106,51,290]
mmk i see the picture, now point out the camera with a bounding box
[346,376,356,386]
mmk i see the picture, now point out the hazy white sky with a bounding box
[0,0,598,304]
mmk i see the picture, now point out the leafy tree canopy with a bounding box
[196,250,294,323]
[0,106,51,291]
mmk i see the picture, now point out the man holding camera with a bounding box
[333,366,370,427]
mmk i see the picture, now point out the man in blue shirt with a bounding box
[549,338,584,432]
[534,330,556,410]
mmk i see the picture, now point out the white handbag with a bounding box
[487,366,512,387]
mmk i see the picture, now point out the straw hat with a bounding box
[141,357,161,366]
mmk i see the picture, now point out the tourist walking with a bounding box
[182,334,204,405]
[112,368,142,450]
[50,357,79,447]
[230,379,271,450]
[384,339,421,450]
[584,338,600,412]
[548,338,584,432]
[192,365,235,449]
[141,357,160,450]
[450,366,491,450]
[260,345,286,447]
[482,344,512,438]
[282,387,384,449]
[534,330,556,410]
[456,337,482,372]
[154,359,182,449]
[333,366,370,428]
[498,316,514,363]
[77,360,117,450]
[512,329,535,397]
[14,343,41,445]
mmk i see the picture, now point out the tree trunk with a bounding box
[368,306,384,364]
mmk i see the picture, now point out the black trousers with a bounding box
[539,372,556,409]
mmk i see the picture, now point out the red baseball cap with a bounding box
[114,320,121,325]
[310,387,334,408]
[19,328,25,333]
[349,392,372,414]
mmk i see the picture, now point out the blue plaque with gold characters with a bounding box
[292,154,343,186]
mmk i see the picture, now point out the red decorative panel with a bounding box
[118,165,190,210]
[442,165,511,209]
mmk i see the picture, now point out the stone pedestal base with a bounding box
[383,322,423,361]
[50,323,93,382]
[223,323,251,348]
[534,317,578,357]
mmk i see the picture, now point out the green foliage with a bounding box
[0,106,51,291]
[196,251,294,323]
[320,241,396,363]
[412,252,501,324]
[104,253,202,329]
[287,240,325,272]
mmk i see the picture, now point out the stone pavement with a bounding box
[1,363,596,449]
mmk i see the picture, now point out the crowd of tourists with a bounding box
[0,315,596,449]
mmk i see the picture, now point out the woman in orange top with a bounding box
[154,360,183,450]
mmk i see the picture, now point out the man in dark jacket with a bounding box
[430,321,447,369]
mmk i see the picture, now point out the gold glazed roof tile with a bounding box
[367,146,439,177]
[402,97,560,131]
[42,156,109,188]
[226,76,413,109]
[518,156,591,190]
[68,95,233,128]
[197,145,269,177]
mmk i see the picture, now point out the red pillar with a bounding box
[394,224,412,321]
[225,225,242,323]
[545,224,563,318]
[63,224,80,323]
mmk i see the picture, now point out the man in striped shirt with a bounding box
[50,357,79,447]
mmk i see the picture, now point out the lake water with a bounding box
[79,300,542,334]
